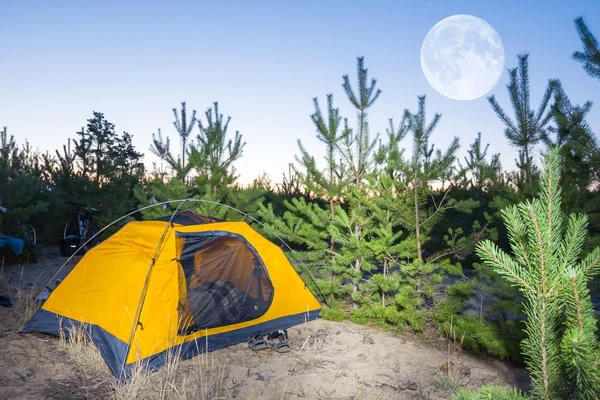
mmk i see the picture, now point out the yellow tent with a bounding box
[25,210,322,378]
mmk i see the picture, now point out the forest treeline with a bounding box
[2,16,600,400]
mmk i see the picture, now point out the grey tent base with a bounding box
[24,307,321,380]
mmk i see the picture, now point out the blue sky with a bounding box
[1,0,599,184]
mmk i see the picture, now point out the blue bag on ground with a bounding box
[0,236,25,256]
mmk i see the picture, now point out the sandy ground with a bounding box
[0,245,529,399]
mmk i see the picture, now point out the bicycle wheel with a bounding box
[24,224,36,247]
[64,220,78,238]
[64,221,71,238]
[82,220,100,250]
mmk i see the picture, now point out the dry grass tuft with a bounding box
[52,322,275,400]
[183,346,229,400]
[13,287,39,328]
[0,281,41,330]
[438,316,467,394]
[111,337,230,400]
[292,311,327,373]
[58,318,109,376]
[0,261,42,330]
[110,361,156,400]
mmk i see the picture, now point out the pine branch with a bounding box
[526,203,548,294]
[573,17,600,80]
[427,221,490,264]
[579,247,600,278]
[559,214,588,275]
[503,206,534,271]
[476,240,537,295]
[535,80,558,128]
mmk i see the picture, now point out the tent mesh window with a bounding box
[176,232,274,335]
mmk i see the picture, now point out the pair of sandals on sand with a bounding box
[248,329,290,353]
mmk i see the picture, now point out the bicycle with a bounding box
[0,206,37,247]
[0,205,37,262]
[63,201,100,253]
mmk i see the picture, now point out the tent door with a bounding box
[175,232,274,335]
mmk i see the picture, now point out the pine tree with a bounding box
[250,172,272,192]
[73,126,92,181]
[456,132,502,190]
[74,112,116,185]
[348,173,427,331]
[366,163,415,310]
[488,54,557,187]
[150,102,197,182]
[573,17,600,81]
[277,164,303,197]
[543,82,599,213]
[373,115,411,181]
[135,175,239,222]
[258,57,383,307]
[43,139,77,193]
[351,101,483,331]
[340,56,381,189]
[72,111,142,189]
[402,95,460,261]
[296,94,349,269]
[41,139,88,241]
[476,147,600,399]
[225,182,267,220]
[111,131,144,180]
[190,101,245,197]
[134,176,193,220]
[0,127,17,210]
[57,112,143,238]
[361,121,413,310]
[257,94,348,304]
[338,56,381,298]
[257,194,339,300]
[0,127,17,235]
[0,129,49,244]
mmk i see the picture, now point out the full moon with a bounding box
[420,14,505,101]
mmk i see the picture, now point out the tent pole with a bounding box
[235,258,260,322]
[119,199,190,380]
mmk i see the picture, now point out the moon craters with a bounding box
[421,14,505,101]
